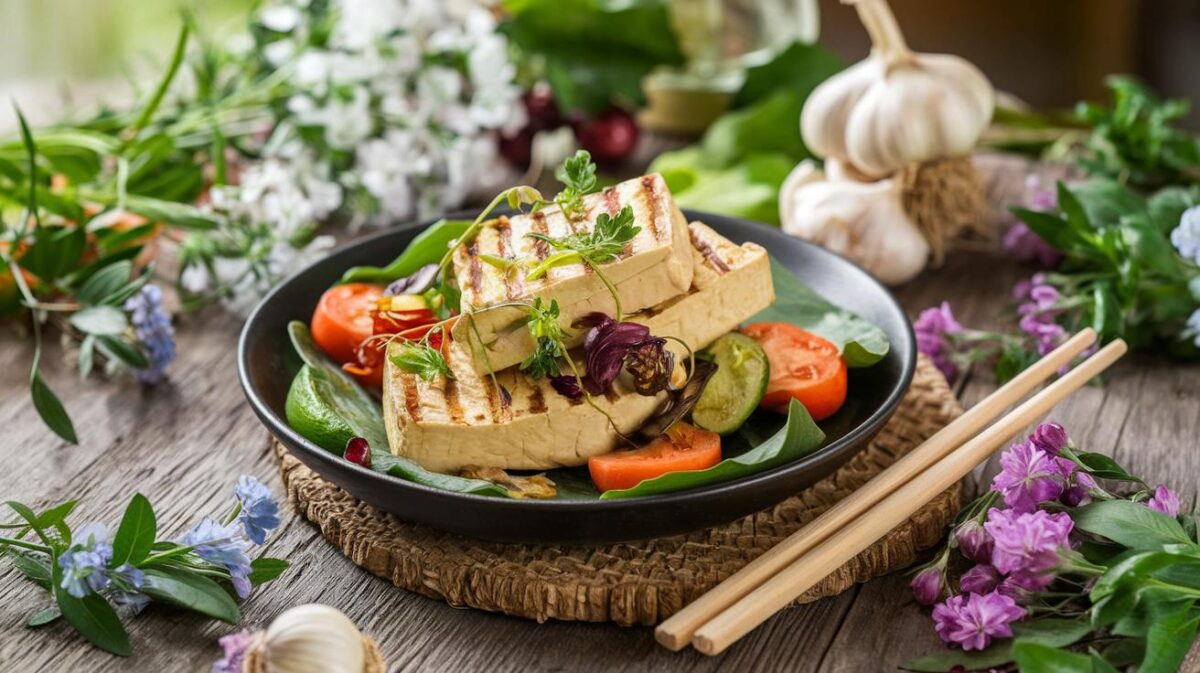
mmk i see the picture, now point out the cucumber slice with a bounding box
[691,332,770,435]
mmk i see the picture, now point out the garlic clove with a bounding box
[778,160,930,285]
[844,55,993,178]
[261,604,366,673]
[798,0,995,179]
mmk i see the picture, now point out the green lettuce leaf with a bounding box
[753,259,890,367]
[599,400,824,499]
[340,219,470,284]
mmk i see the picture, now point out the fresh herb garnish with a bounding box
[390,342,453,382]
[519,298,568,379]
[553,149,599,219]
[525,205,639,318]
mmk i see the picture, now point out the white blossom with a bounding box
[1172,205,1200,266]
[1188,308,1200,348]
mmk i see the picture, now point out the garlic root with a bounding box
[779,161,930,285]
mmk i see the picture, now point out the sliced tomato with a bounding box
[588,422,721,492]
[311,283,385,364]
[742,322,847,421]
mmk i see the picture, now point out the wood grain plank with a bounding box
[1,250,1197,671]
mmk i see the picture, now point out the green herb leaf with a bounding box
[247,557,288,585]
[341,219,472,284]
[9,552,52,588]
[111,494,156,566]
[390,343,453,382]
[526,205,638,279]
[752,259,890,367]
[70,306,129,336]
[26,606,61,628]
[30,372,78,445]
[21,225,88,284]
[95,335,151,369]
[75,260,134,305]
[53,568,132,656]
[600,399,824,499]
[556,149,598,197]
[1011,641,1100,673]
[140,567,241,624]
[1071,452,1141,482]
[1071,499,1192,549]
[518,298,568,379]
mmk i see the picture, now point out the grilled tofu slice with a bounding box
[383,222,774,473]
[449,173,694,375]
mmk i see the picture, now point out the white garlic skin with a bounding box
[779,161,929,285]
[800,0,994,179]
[262,604,365,673]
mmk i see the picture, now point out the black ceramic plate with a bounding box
[238,210,915,544]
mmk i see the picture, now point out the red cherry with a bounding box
[524,84,562,131]
[498,127,535,169]
[575,108,639,165]
[344,436,372,468]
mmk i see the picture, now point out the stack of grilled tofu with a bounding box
[382,174,776,473]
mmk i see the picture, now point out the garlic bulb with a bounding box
[800,0,994,179]
[779,161,929,285]
[260,604,366,673]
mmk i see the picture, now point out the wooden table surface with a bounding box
[1,250,1197,672]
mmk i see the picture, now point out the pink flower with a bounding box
[212,630,254,673]
[953,520,994,564]
[911,566,946,606]
[990,441,1067,512]
[985,508,1074,575]
[998,570,1055,602]
[914,302,964,380]
[1004,176,1064,267]
[1029,422,1068,455]
[959,564,1002,594]
[931,591,1025,651]
[1147,485,1181,517]
[1058,459,1098,507]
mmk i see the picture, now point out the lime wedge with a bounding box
[691,332,770,435]
[285,365,357,454]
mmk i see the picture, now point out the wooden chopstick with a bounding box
[655,328,1099,651]
[689,338,1127,655]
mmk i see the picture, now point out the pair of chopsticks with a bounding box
[657,328,1126,655]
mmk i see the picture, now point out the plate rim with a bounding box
[237,209,917,513]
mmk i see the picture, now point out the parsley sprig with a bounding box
[390,340,453,382]
[525,205,639,318]
[553,149,599,219]
[519,298,569,379]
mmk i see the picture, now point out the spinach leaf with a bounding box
[599,399,824,499]
[1071,500,1192,550]
[340,219,470,284]
[285,322,506,497]
[752,259,891,367]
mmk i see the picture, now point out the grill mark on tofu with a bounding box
[640,176,664,243]
[689,228,731,274]
[482,376,501,422]
[495,216,522,300]
[527,387,547,414]
[401,377,423,422]
[444,379,464,423]
[603,187,620,216]
[466,243,483,297]
[529,211,550,261]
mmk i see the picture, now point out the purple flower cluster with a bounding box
[916,423,1083,650]
[56,523,146,601]
[1003,176,1064,267]
[914,302,963,380]
[183,475,282,598]
[1147,484,1182,517]
[211,630,255,673]
[124,284,176,384]
[1014,276,1067,357]
[917,421,1191,653]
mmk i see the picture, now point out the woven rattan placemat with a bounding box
[273,355,962,626]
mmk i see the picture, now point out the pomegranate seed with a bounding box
[344,437,372,468]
